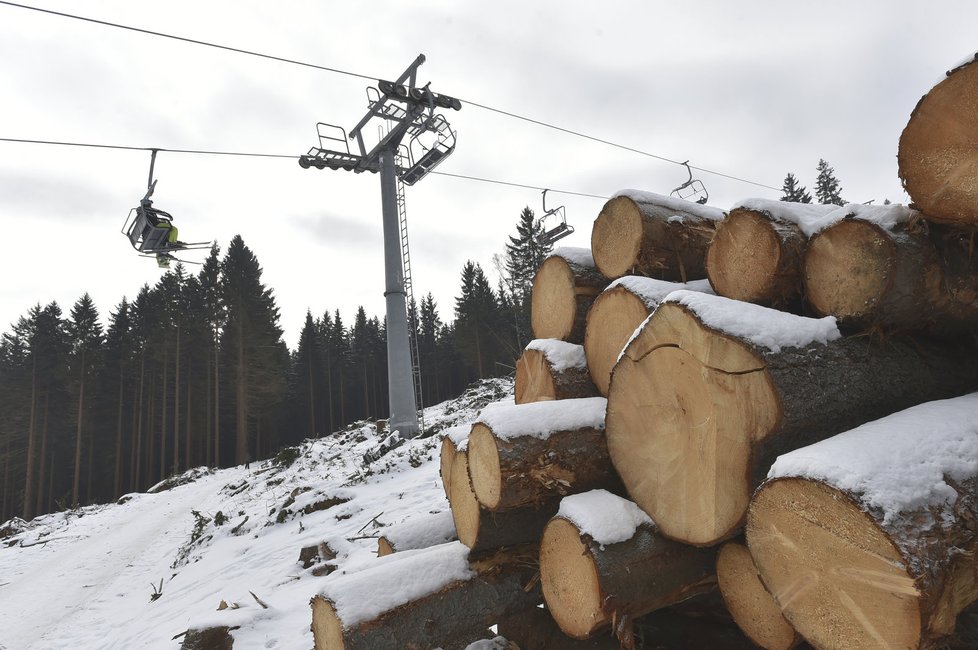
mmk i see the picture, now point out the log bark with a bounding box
[515,340,597,404]
[898,54,978,227]
[467,415,619,512]
[539,514,716,641]
[803,215,978,334]
[590,191,723,281]
[583,277,708,396]
[530,250,608,343]
[717,541,800,650]
[497,606,623,650]
[376,509,456,557]
[311,544,540,650]
[706,206,815,308]
[606,296,978,546]
[179,627,234,650]
[449,448,553,553]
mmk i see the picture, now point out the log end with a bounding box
[584,287,653,396]
[706,210,785,304]
[440,437,458,504]
[717,542,798,650]
[311,595,347,650]
[898,58,978,226]
[515,348,557,404]
[531,256,579,340]
[468,423,503,511]
[540,516,605,639]
[591,196,643,279]
[449,451,481,549]
[376,536,395,557]
[804,220,895,321]
[747,478,922,650]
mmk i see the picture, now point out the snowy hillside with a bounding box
[0,378,514,650]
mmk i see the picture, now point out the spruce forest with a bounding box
[0,207,551,523]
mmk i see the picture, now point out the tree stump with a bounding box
[530,248,608,343]
[747,393,978,650]
[606,290,978,546]
[590,190,723,281]
[898,53,978,226]
[515,339,597,404]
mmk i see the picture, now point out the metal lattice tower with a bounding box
[298,54,459,438]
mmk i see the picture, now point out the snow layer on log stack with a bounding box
[377,508,456,556]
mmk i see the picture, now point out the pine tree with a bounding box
[780,173,813,203]
[291,311,323,439]
[501,207,552,351]
[67,294,103,506]
[198,244,224,466]
[815,159,845,206]
[454,261,506,379]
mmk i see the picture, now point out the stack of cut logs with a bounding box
[309,55,978,650]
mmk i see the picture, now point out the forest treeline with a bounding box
[0,208,550,522]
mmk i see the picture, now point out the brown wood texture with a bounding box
[311,546,541,650]
[440,436,458,504]
[467,420,621,511]
[706,208,807,308]
[748,477,978,650]
[540,515,716,641]
[584,285,658,397]
[591,195,719,281]
[717,541,800,650]
[531,253,608,343]
[898,55,978,226]
[515,345,597,404]
[606,301,978,546]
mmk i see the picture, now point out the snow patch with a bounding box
[806,203,916,237]
[558,490,652,546]
[477,397,606,441]
[607,276,713,308]
[731,198,836,236]
[769,393,978,528]
[553,246,594,268]
[526,339,586,371]
[612,189,725,221]
[663,290,840,353]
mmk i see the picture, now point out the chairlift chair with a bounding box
[670,161,709,205]
[535,190,575,246]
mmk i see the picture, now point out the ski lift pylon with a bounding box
[535,189,574,246]
[670,161,709,205]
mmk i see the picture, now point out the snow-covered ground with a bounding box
[0,378,513,650]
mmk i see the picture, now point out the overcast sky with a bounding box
[1,0,976,347]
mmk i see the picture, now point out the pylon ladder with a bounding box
[395,151,425,434]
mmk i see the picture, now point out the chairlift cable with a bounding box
[0,0,781,193]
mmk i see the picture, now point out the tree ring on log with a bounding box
[747,478,921,650]
[804,220,895,320]
[531,256,582,340]
[311,597,347,650]
[584,287,653,396]
[898,57,978,226]
[591,196,645,280]
[449,451,481,548]
[468,424,503,510]
[717,542,798,650]
[539,517,604,639]
[706,211,783,303]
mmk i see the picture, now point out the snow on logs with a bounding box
[583,276,712,396]
[467,397,616,511]
[590,190,724,281]
[898,53,978,227]
[705,199,835,307]
[530,247,608,343]
[606,290,978,546]
[376,509,457,557]
[311,542,540,650]
[716,542,799,650]
[746,393,978,650]
[514,339,597,404]
[803,203,978,334]
[539,490,716,642]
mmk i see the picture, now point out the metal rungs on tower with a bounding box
[395,153,425,434]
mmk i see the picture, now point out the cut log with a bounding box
[539,490,716,642]
[515,339,597,404]
[606,290,978,546]
[583,276,711,395]
[717,541,799,650]
[705,200,836,307]
[803,206,978,334]
[467,397,616,511]
[312,542,540,650]
[747,393,978,650]
[449,448,552,553]
[898,54,978,227]
[376,509,456,557]
[440,425,470,504]
[590,190,724,281]
[530,248,608,343]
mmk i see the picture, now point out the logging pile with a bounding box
[309,56,978,650]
